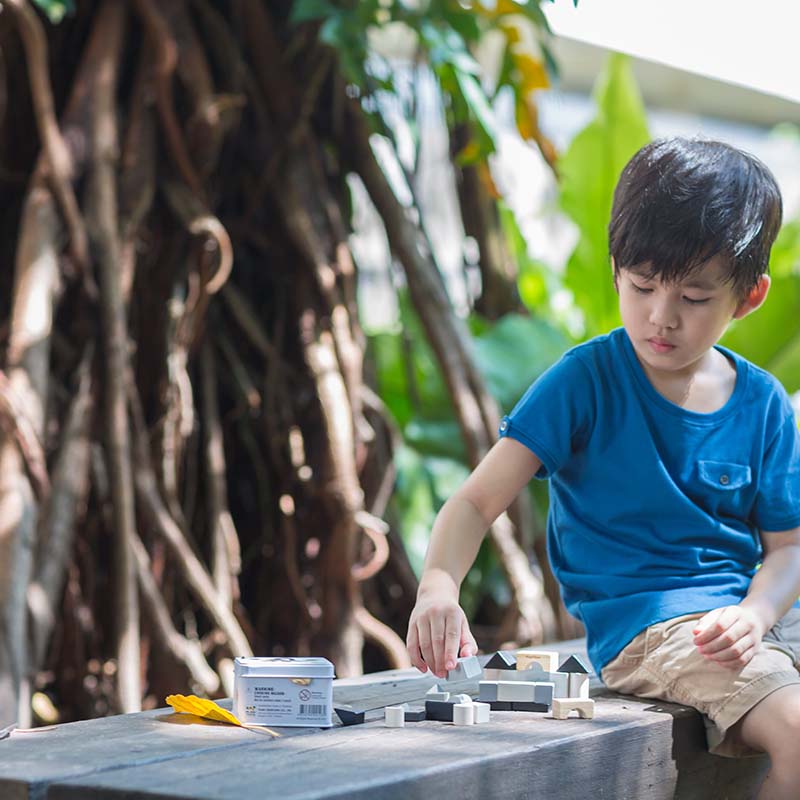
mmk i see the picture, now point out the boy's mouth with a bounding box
[647,337,676,354]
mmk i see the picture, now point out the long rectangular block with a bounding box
[503,666,568,696]
[496,681,554,703]
[511,702,549,713]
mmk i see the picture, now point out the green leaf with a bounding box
[471,313,571,411]
[454,70,499,153]
[405,419,467,461]
[31,0,74,23]
[289,0,337,24]
[721,215,800,391]
[559,52,650,338]
[420,20,481,75]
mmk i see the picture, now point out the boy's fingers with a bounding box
[459,619,478,658]
[430,616,448,677]
[711,643,756,669]
[406,624,426,673]
[696,618,748,655]
[416,619,436,677]
[693,606,736,644]
[443,613,462,672]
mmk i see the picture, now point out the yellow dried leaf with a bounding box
[165,694,243,726]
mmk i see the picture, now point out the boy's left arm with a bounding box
[693,527,800,669]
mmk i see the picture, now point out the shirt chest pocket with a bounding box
[697,460,752,491]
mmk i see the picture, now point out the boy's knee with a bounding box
[739,685,800,759]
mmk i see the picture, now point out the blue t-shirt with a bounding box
[499,327,800,674]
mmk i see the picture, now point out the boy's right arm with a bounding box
[406,437,542,678]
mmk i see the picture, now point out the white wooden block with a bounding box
[385,706,406,727]
[473,702,491,724]
[569,673,590,699]
[426,686,450,702]
[516,650,559,672]
[451,693,473,704]
[453,703,475,725]
[551,698,595,720]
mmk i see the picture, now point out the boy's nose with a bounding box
[648,298,678,329]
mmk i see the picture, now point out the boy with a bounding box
[406,138,800,798]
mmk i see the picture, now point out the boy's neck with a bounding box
[638,348,737,414]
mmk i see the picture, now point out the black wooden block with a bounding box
[488,701,513,711]
[335,707,365,726]
[424,700,454,722]
[484,651,517,671]
[404,706,427,722]
[511,702,549,713]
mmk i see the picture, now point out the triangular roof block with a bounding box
[558,655,590,674]
[484,651,517,670]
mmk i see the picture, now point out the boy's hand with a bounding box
[692,605,766,670]
[406,595,478,679]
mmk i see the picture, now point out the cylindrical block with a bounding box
[453,703,475,725]
[385,706,406,727]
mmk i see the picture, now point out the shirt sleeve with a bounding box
[498,352,596,479]
[753,407,800,532]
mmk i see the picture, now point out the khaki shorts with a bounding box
[601,608,800,757]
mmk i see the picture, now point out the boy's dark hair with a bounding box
[609,137,783,297]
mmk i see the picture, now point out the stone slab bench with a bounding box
[0,639,768,800]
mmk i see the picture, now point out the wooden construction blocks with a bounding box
[446,655,482,682]
[403,705,427,722]
[552,698,595,720]
[425,686,450,702]
[516,650,560,673]
[384,706,405,727]
[334,706,365,726]
[482,651,517,681]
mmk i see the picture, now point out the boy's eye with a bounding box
[683,296,710,305]
[631,282,651,294]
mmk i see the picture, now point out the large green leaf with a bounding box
[559,52,650,338]
[472,313,571,411]
[721,218,800,392]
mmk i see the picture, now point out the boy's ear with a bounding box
[733,275,771,320]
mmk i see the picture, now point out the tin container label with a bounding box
[238,676,331,726]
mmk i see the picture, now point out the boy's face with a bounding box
[615,255,767,378]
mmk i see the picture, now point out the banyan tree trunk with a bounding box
[0,0,556,726]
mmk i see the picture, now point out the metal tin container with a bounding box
[233,657,335,728]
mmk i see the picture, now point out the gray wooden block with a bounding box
[534,683,555,705]
[446,656,482,682]
[478,681,498,702]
